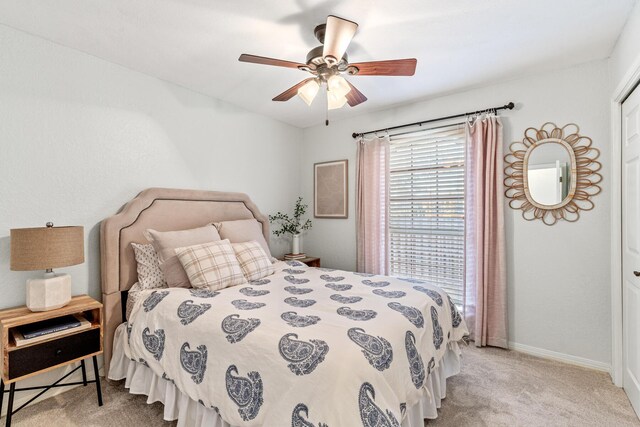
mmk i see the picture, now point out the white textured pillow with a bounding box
[214,219,275,261]
[232,240,275,281]
[131,243,167,290]
[175,239,247,290]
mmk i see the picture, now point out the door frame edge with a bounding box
[611,54,640,387]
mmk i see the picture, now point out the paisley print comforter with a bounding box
[126,261,468,426]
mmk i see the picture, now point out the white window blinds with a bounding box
[388,124,465,306]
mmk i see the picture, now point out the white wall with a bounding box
[301,60,612,367]
[0,24,303,311]
[610,1,640,90]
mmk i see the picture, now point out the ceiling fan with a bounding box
[238,15,417,120]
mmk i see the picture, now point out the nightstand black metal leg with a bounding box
[0,379,4,420]
[80,360,87,386]
[6,382,15,427]
[92,356,102,406]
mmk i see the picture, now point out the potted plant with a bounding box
[269,197,312,255]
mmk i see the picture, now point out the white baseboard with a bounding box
[509,341,611,373]
[1,360,104,418]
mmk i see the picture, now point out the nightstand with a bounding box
[0,295,103,426]
[279,256,321,268]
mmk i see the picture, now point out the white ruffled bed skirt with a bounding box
[108,323,462,427]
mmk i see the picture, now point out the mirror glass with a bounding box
[526,142,572,206]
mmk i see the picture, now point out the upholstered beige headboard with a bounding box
[100,188,269,376]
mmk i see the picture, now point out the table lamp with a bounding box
[10,222,84,312]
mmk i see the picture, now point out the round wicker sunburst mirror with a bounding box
[504,122,602,225]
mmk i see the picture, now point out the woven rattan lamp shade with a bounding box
[10,225,84,271]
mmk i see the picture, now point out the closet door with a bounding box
[623,83,640,418]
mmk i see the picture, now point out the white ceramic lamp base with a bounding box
[26,272,72,312]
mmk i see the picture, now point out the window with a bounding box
[388,124,465,306]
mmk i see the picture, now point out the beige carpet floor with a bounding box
[3,345,638,426]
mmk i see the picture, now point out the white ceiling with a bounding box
[0,0,636,128]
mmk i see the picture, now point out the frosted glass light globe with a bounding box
[297,80,320,106]
[327,75,351,98]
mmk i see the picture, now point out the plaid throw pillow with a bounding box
[131,243,167,290]
[175,239,247,290]
[232,240,275,281]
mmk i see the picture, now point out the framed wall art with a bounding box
[314,159,348,218]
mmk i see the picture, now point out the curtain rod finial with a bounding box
[506,102,515,110]
[352,132,358,138]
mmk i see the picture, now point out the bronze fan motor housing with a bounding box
[238,15,418,107]
[300,46,354,84]
[299,24,358,80]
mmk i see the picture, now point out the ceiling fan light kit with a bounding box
[327,75,351,97]
[298,79,320,106]
[239,15,418,123]
[327,90,348,110]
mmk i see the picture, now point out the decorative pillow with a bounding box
[214,219,274,261]
[131,243,167,290]
[144,225,221,288]
[126,281,145,320]
[175,239,247,290]
[232,240,275,281]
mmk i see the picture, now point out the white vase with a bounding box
[292,234,301,254]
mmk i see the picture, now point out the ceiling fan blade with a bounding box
[345,81,367,107]
[350,59,417,76]
[323,15,358,64]
[273,78,316,101]
[239,54,305,69]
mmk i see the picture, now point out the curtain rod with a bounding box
[351,102,515,139]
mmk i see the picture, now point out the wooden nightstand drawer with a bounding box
[8,328,100,380]
[304,257,321,268]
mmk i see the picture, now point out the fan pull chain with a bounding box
[326,86,330,126]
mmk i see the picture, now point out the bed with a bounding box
[101,188,468,427]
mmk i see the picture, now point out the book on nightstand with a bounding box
[284,253,307,260]
[12,314,91,347]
